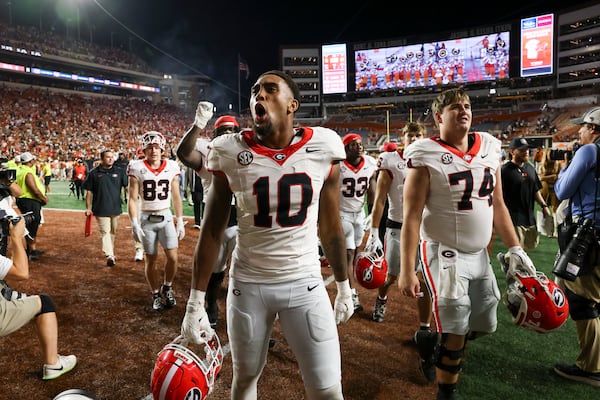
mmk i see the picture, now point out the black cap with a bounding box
[509,137,529,150]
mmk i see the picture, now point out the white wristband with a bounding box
[370,227,379,237]
[189,288,206,304]
[335,279,351,296]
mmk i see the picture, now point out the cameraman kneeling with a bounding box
[553,106,600,387]
[0,217,77,380]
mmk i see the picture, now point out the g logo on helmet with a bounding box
[151,334,223,400]
[503,272,569,334]
[354,251,388,290]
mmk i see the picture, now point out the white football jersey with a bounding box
[127,159,180,211]
[339,154,377,213]
[405,132,502,253]
[207,127,345,284]
[377,150,408,223]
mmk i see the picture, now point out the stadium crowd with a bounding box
[0,84,193,176]
[0,22,155,75]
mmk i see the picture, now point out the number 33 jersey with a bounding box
[126,159,181,211]
[207,127,346,283]
[404,132,502,253]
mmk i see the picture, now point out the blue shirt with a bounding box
[554,143,600,228]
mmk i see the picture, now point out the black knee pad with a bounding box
[565,287,599,320]
[38,294,56,314]
[436,334,464,374]
[438,383,457,398]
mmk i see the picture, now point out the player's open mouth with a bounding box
[255,104,267,122]
[255,104,266,116]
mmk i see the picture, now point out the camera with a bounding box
[549,142,580,161]
[0,209,34,256]
[0,168,16,182]
[553,219,597,281]
[549,149,572,161]
[0,180,34,256]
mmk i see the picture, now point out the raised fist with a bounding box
[194,101,214,129]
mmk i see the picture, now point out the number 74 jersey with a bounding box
[207,127,346,283]
[404,131,502,253]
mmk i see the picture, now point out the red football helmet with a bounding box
[151,334,223,400]
[213,115,239,138]
[354,250,388,289]
[504,272,569,334]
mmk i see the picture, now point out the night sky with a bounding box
[2,0,594,108]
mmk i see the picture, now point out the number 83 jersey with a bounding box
[404,132,502,253]
[126,159,181,211]
[207,127,346,283]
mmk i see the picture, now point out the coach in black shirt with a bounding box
[82,149,128,267]
[501,137,550,251]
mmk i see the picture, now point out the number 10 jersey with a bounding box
[207,127,346,284]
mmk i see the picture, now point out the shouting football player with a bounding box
[180,70,353,399]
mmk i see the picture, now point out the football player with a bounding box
[399,88,536,399]
[180,70,353,399]
[366,122,432,333]
[339,132,377,312]
[177,113,240,329]
[127,131,185,311]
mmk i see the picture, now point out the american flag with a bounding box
[239,60,249,79]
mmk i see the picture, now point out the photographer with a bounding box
[14,152,48,260]
[553,106,600,386]
[0,215,77,380]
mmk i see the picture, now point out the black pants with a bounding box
[15,197,42,239]
[191,191,203,226]
[74,180,85,199]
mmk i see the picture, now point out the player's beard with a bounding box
[254,121,274,139]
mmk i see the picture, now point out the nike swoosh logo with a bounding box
[306,148,320,153]
[481,154,488,158]
[308,284,319,291]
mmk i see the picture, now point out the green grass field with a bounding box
[46,180,596,398]
[459,233,594,399]
[45,179,196,217]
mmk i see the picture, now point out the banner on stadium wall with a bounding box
[520,14,554,77]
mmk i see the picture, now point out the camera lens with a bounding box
[553,219,596,281]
